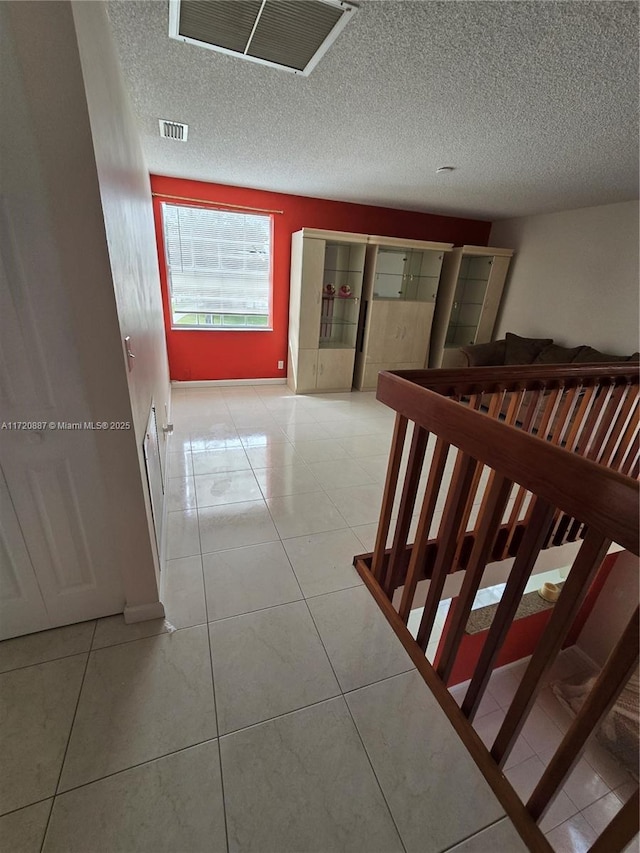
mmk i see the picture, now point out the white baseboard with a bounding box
[171,378,286,388]
[124,601,166,624]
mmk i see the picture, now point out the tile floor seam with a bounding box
[89,619,208,651]
[200,556,231,853]
[43,737,221,801]
[298,592,411,853]
[40,619,97,852]
[0,795,53,821]
[0,644,96,675]
[439,816,512,852]
[340,697,410,853]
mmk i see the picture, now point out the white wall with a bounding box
[72,1,172,608]
[490,200,639,355]
[576,551,639,668]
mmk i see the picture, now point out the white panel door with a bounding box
[0,197,125,635]
[0,470,50,640]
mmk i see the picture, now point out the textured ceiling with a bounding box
[107,0,639,220]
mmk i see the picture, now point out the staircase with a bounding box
[354,363,639,852]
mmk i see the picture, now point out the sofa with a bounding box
[456,333,638,435]
[460,333,639,368]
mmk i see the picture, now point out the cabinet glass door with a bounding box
[319,241,364,349]
[445,255,492,346]
[373,248,442,302]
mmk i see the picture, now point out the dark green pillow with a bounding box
[504,333,553,365]
[533,343,585,364]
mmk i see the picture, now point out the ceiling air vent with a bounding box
[168,0,358,76]
[159,120,189,141]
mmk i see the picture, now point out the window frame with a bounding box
[160,201,274,332]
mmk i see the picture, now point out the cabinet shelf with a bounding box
[319,341,355,349]
[322,294,359,301]
[320,318,357,326]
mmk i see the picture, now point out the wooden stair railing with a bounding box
[353,364,639,853]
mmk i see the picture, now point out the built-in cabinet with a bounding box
[428,246,513,368]
[353,237,452,390]
[287,229,367,393]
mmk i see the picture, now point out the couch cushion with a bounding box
[504,333,553,365]
[460,339,506,367]
[533,343,585,364]
[572,346,631,364]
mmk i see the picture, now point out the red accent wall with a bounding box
[150,175,492,381]
[436,552,619,687]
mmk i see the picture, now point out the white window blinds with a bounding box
[161,203,272,328]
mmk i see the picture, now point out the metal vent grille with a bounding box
[169,0,358,76]
[159,120,189,141]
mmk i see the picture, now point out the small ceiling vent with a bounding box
[168,0,358,76]
[159,119,189,141]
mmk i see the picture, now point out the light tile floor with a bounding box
[0,385,636,852]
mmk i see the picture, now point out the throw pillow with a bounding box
[504,333,553,365]
[533,343,585,364]
[572,346,630,364]
[460,339,507,366]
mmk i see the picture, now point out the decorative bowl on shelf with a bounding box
[538,582,560,603]
[325,283,336,295]
[339,284,352,297]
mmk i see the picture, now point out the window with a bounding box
[161,202,272,330]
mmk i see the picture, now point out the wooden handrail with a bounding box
[376,371,639,553]
[354,363,639,852]
[392,362,639,395]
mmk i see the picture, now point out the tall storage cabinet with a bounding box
[428,246,513,368]
[287,229,367,393]
[353,237,453,391]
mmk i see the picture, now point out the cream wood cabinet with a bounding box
[353,237,453,391]
[287,229,367,393]
[428,246,514,368]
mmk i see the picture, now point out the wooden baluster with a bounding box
[542,387,584,547]
[518,387,545,434]
[451,392,508,568]
[609,398,639,474]
[372,413,407,583]
[491,528,610,767]
[527,607,639,822]
[536,386,564,440]
[550,385,581,447]
[587,384,628,463]
[437,473,513,683]
[581,384,615,458]
[564,384,597,453]
[397,437,449,623]
[461,498,557,720]
[497,389,563,561]
[415,453,479,651]
[383,423,429,595]
[597,384,635,468]
[587,788,639,853]
[453,388,525,568]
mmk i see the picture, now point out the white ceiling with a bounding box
[107,0,639,221]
